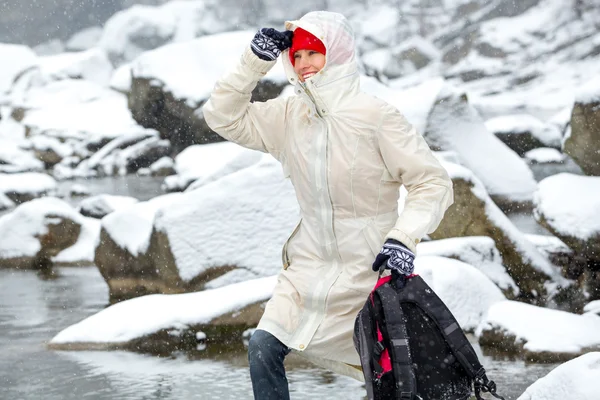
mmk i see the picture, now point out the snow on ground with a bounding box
[0,197,85,259]
[101,193,182,256]
[418,236,518,295]
[524,148,566,164]
[156,155,299,282]
[478,301,600,355]
[130,30,287,106]
[534,173,600,240]
[524,234,570,256]
[0,172,57,199]
[163,142,263,192]
[415,256,506,332]
[517,352,600,400]
[0,192,14,211]
[50,275,277,344]
[53,217,101,265]
[485,114,562,148]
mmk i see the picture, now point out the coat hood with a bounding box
[283,11,359,111]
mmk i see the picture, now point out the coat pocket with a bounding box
[282,219,302,270]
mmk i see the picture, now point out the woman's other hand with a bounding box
[250,28,294,61]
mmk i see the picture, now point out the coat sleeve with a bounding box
[376,104,454,254]
[202,46,287,158]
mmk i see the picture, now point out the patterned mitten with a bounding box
[371,239,415,276]
[250,28,293,61]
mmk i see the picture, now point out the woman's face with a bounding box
[293,50,326,82]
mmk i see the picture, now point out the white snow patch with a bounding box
[0,44,37,95]
[418,236,518,294]
[50,275,277,344]
[156,155,299,282]
[0,172,57,198]
[101,193,182,256]
[534,173,600,241]
[415,256,506,332]
[524,148,566,164]
[517,352,600,400]
[479,300,600,355]
[485,114,562,148]
[53,217,101,264]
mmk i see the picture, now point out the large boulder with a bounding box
[485,114,562,156]
[0,197,82,269]
[94,193,183,303]
[534,173,600,300]
[431,162,565,303]
[563,81,600,176]
[128,30,288,153]
[424,83,537,211]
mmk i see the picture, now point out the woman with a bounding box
[203,11,453,400]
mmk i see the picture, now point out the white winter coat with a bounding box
[203,11,453,380]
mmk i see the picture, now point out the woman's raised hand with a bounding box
[250,28,294,61]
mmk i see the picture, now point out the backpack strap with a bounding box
[398,276,505,400]
[374,283,418,400]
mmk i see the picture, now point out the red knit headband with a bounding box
[289,27,326,66]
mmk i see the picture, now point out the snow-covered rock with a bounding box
[524,148,566,165]
[36,49,114,86]
[485,114,562,155]
[563,79,600,176]
[0,140,44,173]
[94,192,183,301]
[583,301,600,316]
[78,194,139,219]
[534,174,600,254]
[0,197,84,269]
[49,275,277,347]
[148,156,175,177]
[432,161,565,301]
[0,44,37,97]
[415,256,506,332]
[52,217,101,266]
[517,352,600,400]
[33,39,65,56]
[425,83,537,207]
[478,300,600,362]
[418,236,518,296]
[0,172,57,204]
[163,142,263,192]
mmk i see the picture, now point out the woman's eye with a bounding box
[294,53,300,59]
[308,51,317,56]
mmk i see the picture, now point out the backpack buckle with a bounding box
[400,392,413,400]
[374,341,385,355]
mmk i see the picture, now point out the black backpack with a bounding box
[353,274,505,400]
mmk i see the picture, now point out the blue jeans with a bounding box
[248,329,291,400]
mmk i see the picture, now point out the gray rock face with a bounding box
[564,100,600,176]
